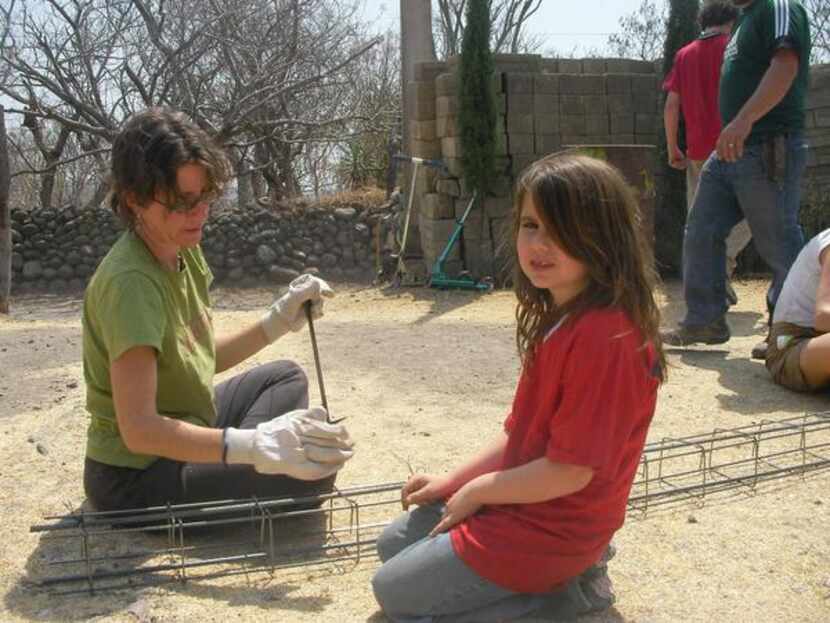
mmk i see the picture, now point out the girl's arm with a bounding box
[215,323,270,373]
[464,456,593,505]
[402,431,508,508]
[112,345,224,462]
[429,456,594,536]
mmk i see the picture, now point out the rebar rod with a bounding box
[33,481,404,532]
[36,535,382,587]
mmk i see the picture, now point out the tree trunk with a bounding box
[83,179,110,212]
[237,168,253,209]
[250,169,265,203]
[0,107,11,313]
[39,154,59,210]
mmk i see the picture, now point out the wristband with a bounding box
[221,428,229,465]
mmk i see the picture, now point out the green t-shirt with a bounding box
[83,231,217,469]
[719,0,811,144]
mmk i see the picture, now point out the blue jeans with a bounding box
[372,504,556,623]
[682,133,808,327]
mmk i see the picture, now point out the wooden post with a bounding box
[0,106,11,314]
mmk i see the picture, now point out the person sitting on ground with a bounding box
[371,154,665,623]
[83,108,353,512]
[765,228,830,392]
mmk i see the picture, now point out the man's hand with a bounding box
[401,473,452,510]
[429,481,483,536]
[260,275,335,343]
[668,144,688,170]
[225,407,353,480]
[716,115,753,162]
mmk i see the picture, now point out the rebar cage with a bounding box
[629,412,830,515]
[27,413,830,594]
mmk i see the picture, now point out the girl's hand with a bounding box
[429,483,482,537]
[401,473,450,510]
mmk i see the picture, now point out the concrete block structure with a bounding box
[414,54,662,282]
[409,54,830,283]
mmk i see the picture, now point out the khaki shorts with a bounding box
[765,322,822,392]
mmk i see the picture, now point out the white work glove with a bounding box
[260,274,335,343]
[224,407,354,480]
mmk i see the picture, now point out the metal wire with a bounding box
[628,412,830,514]
[27,413,830,594]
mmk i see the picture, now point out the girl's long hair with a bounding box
[512,153,666,382]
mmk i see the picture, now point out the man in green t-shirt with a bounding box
[663,0,811,361]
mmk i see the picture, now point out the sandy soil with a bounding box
[0,279,828,622]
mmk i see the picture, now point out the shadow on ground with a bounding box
[669,348,829,416]
[5,504,338,621]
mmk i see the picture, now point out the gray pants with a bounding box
[372,503,611,623]
[687,159,752,278]
[84,361,336,511]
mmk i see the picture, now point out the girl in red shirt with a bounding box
[371,153,666,622]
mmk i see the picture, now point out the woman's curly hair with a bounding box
[107,108,232,228]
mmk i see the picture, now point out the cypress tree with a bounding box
[655,0,700,275]
[458,0,497,199]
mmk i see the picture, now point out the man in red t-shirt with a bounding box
[663,1,749,305]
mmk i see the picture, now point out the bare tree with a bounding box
[607,0,667,62]
[334,31,401,192]
[608,0,830,63]
[0,106,10,313]
[1,0,383,207]
[0,0,15,89]
[805,0,830,62]
[433,0,544,58]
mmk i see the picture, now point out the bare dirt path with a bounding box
[0,279,828,622]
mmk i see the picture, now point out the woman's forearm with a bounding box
[112,345,225,462]
[215,323,270,373]
[119,412,224,463]
[465,456,594,506]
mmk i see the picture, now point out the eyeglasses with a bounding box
[156,190,220,214]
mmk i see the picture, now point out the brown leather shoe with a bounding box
[662,318,730,346]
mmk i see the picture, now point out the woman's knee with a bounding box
[265,360,307,388]
[261,360,308,405]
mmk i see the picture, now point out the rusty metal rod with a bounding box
[304,300,345,424]
[33,481,404,532]
[36,535,383,587]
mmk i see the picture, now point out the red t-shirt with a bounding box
[450,308,659,593]
[662,33,730,160]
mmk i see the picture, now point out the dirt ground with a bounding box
[0,278,828,623]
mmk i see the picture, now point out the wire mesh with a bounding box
[29,482,404,595]
[27,413,830,594]
[629,412,830,515]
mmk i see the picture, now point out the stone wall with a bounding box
[8,201,392,293]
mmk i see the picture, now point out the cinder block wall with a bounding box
[411,54,660,281]
[410,57,830,282]
[805,64,830,204]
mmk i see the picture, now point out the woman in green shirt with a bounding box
[82,108,353,511]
